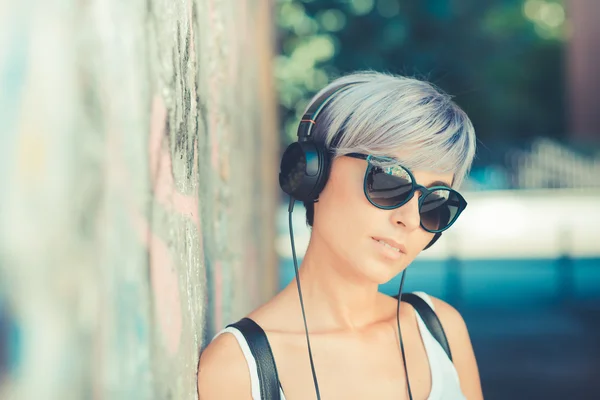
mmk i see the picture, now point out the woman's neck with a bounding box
[286,235,390,333]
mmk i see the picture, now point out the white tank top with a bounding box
[212,292,466,400]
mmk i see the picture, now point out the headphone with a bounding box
[278,82,442,250]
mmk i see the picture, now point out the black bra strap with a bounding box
[397,293,453,362]
[227,318,281,400]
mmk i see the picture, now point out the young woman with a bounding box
[198,72,483,399]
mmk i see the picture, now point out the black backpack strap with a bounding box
[394,293,453,362]
[226,318,281,400]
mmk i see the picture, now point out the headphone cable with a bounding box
[396,269,413,400]
[288,196,322,400]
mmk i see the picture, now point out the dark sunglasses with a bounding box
[346,153,467,233]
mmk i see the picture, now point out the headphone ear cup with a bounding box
[279,141,330,202]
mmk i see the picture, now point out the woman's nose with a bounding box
[391,193,421,231]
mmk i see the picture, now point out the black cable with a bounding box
[396,269,413,400]
[288,196,322,400]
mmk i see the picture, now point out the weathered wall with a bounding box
[0,0,278,399]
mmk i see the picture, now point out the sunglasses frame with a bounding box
[346,152,468,233]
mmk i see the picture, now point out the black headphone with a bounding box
[278,82,442,250]
[278,83,352,203]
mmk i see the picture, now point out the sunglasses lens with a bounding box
[420,189,461,232]
[366,165,414,207]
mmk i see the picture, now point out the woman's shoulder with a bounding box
[197,295,288,399]
[416,292,484,399]
[409,292,471,351]
[416,293,468,334]
[197,329,253,399]
[246,289,303,332]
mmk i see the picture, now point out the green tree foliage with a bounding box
[275,0,566,148]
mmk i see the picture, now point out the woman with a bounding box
[198,71,483,399]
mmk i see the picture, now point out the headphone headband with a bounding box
[297,83,357,143]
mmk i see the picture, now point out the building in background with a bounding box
[567,0,600,143]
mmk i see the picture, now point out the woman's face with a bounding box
[312,154,455,285]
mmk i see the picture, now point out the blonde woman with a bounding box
[199,72,483,400]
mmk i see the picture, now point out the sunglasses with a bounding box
[345,153,467,233]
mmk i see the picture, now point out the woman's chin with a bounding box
[361,259,407,286]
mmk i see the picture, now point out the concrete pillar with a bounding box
[0,0,277,399]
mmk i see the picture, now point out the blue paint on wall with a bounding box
[0,297,21,377]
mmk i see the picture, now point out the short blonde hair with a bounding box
[304,71,477,226]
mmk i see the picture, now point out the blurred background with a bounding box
[274,1,600,399]
[0,0,598,399]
